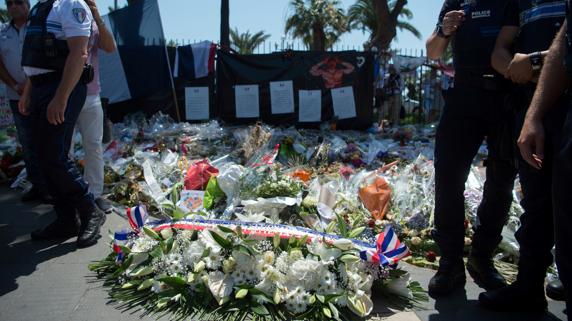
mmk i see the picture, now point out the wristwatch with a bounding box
[529,52,543,72]
[436,24,450,39]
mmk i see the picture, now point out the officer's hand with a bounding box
[18,96,30,116]
[85,0,101,20]
[508,53,533,84]
[442,10,466,36]
[14,82,24,96]
[47,97,67,125]
[518,116,545,170]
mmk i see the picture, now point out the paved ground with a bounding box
[0,184,567,321]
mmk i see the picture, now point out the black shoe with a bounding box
[77,207,106,248]
[467,256,507,291]
[429,258,466,295]
[31,219,79,240]
[95,197,113,214]
[546,279,566,301]
[479,283,547,312]
[21,187,42,202]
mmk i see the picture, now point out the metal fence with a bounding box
[168,39,447,124]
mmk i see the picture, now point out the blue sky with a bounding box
[20,0,442,51]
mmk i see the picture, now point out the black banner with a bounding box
[217,50,374,130]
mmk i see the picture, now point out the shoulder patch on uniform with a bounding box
[72,7,87,24]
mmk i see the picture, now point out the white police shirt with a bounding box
[0,22,27,100]
[23,0,92,76]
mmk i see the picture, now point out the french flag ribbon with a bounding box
[360,226,410,267]
[113,230,133,264]
[137,217,409,268]
[126,205,148,232]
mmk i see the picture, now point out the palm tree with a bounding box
[221,0,230,49]
[230,28,270,54]
[347,0,410,51]
[285,0,348,51]
[349,0,420,48]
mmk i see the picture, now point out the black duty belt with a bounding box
[454,72,507,91]
[29,71,62,86]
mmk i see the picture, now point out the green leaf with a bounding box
[235,288,248,299]
[309,294,316,304]
[159,276,187,288]
[171,208,186,220]
[339,254,360,263]
[348,226,366,238]
[298,235,309,247]
[325,221,337,234]
[137,278,154,291]
[328,302,340,319]
[273,289,281,304]
[143,227,162,241]
[217,225,236,235]
[149,246,163,258]
[121,281,139,289]
[273,233,281,249]
[209,231,233,249]
[336,214,348,237]
[316,294,325,303]
[163,237,175,254]
[323,306,332,318]
[236,244,253,257]
[251,304,270,316]
[130,265,154,277]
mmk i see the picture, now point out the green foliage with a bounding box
[285,0,348,51]
[230,27,271,54]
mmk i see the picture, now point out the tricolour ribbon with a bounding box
[113,229,134,264]
[126,205,148,232]
[360,226,410,267]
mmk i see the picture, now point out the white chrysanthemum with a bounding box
[275,252,290,273]
[285,257,325,290]
[131,236,159,253]
[184,242,205,268]
[317,271,338,295]
[165,252,184,276]
[307,242,341,262]
[284,287,311,314]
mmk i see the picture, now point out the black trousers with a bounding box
[554,100,572,318]
[512,86,566,290]
[29,78,94,221]
[433,85,517,259]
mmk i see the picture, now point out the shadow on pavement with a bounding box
[423,288,563,321]
[0,194,77,297]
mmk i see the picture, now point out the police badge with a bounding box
[72,7,87,23]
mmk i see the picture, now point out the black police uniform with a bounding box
[556,0,572,314]
[22,0,101,246]
[433,0,517,263]
[502,0,567,293]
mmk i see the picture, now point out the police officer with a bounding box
[0,0,51,203]
[514,7,572,317]
[479,0,567,311]
[426,0,517,295]
[18,0,104,248]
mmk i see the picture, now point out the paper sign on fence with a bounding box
[331,86,357,120]
[298,90,322,122]
[270,81,294,114]
[235,85,260,118]
[185,87,210,120]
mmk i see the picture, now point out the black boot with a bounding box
[467,255,507,290]
[479,282,547,312]
[429,257,466,295]
[21,186,42,202]
[77,207,106,248]
[31,218,79,240]
[546,278,566,301]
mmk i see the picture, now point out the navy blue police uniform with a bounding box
[22,0,104,247]
[432,0,517,278]
[556,0,572,315]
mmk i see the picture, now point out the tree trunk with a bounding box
[370,0,407,51]
[221,0,230,50]
[312,23,326,51]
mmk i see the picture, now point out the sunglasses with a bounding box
[6,0,25,6]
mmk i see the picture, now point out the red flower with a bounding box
[426,251,437,263]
